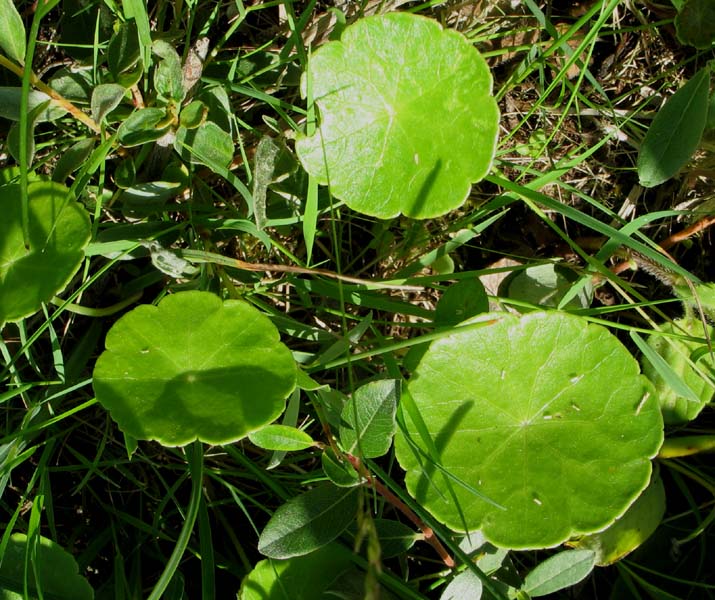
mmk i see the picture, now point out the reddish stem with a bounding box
[345,453,455,568]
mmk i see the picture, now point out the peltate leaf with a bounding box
[92,291,297,446]
[0,533,94,600]
[0,0,26,64]
[0,181,90,325]
[257,483,359,558]
[394,312,664,549]
[435,279,489,327]
[295,13,499,219]
[499,263,592,311]
[675,0,715,48]
[339,379,399,458]
[637,67,710,187]
[521,549,595,596]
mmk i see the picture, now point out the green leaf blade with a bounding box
[572,474,666,566]
[296,13,499,219]
[249,424,314,451]
[257,483,359,559]
[522,549,595,596]
[339,379,399,458]
[93,291,297,446]
[0,0,26,64]
[0,181,91,325]
[639,319,715,425]
[675,0,715,48]
[0,533,94,600]
[395,312,664,549]
[238,543,358,600]
[637,67,710,188]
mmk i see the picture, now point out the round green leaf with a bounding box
[295,13,499,219]
[499,263,592,311]
[435,279,489,327]
[0,533,94,600]
[93,291,297,446]
[395,312,664,549]
[0,181,90,325]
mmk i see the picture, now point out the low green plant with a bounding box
[1,2,714,599]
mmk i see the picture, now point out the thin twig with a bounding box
[345,453,455,568]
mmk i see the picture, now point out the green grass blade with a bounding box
[146,442,204,600]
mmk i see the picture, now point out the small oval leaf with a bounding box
[53,138,95,183]
[441,569,483,600]
[0,0,26,64]
[93,291,297,446]
[258,483,359,559]
[321,448,362,487]
[339,379,399,458]
[637,67,710,187]
[117,107,171,147]
[373,519,419,559]
[174,121,234,168]
[153,40,185,103]
[522,549,595,597]
[91,83,126,123]
[249,424,314,451]
[296,13,499,219]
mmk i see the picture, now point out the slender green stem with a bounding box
[50,291,143,317]
[147,441,204,600]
